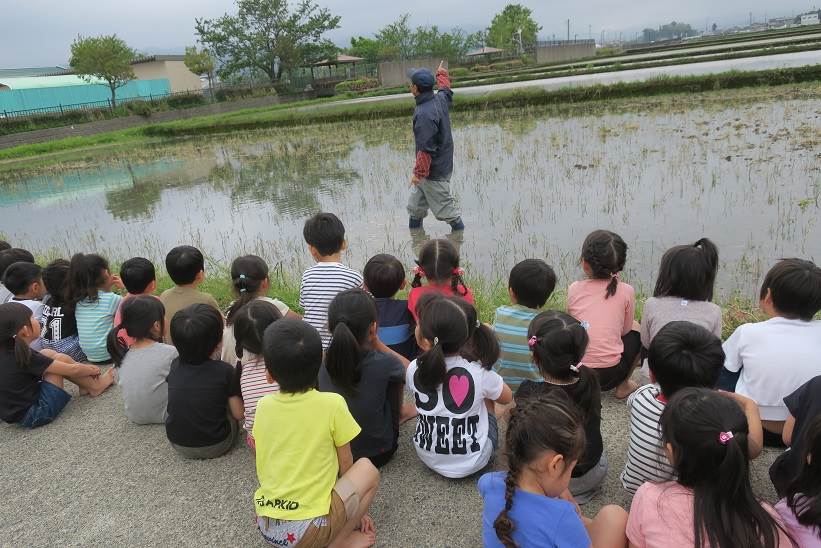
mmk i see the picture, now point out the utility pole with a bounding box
[749,11,753,27]
[567,19,570,41]
[589,24,592,39]
[601,29,605,45]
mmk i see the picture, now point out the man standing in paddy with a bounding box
[407,61,464,231]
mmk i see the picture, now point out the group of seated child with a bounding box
[1,215,820,548]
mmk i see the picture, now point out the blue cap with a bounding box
[406,68,435,88]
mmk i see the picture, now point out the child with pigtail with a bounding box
[516,311,605,504]
[478,394,628,548]
[407,239,473,321]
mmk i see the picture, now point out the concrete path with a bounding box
[0,381,781,546]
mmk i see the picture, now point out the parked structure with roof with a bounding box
[130,55,203,93]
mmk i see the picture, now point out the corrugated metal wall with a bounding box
[0,79,171,113]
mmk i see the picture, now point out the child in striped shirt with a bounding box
[231,300,283,451]
[620,321,730,493]
[493,259,556,391]
[299,213,363,349]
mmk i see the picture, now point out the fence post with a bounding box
[59,104,64,115]
[109,99,114,113]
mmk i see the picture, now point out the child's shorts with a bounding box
[257,476,358,548]
[43,335,87,363]
[19,381,71,428]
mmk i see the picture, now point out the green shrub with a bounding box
[334,77,379,93]
[473,64,491,72]
[450,67,471,78]
[490,59,523,71]
[166,93,206,109]
[520,54,535,65]
[125,101,153,117]
[215,86,277,102]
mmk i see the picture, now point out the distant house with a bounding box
[131,55,202,93]
[800,13,820,26]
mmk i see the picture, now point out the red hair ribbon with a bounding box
[452,267,465,276]
[412,266,425,277]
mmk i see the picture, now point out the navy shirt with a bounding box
[413,87,454,181]
[0,349,53,423]
[375,298,418,361]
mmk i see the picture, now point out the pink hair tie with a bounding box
[528,336,538,347]
[719,431,734,445]
[452,267,465,276]
[610,272,620,279]
[412,266,425,277]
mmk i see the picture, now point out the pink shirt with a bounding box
[407,283,474,321]
[114,293,160,347]
[628,482,793,548]
[567,279,635,369]
[776,498,820,547]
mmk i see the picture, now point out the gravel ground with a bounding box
[0,378,781,547]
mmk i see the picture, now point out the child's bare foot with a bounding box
[614,379,639,400]
[85,368,116,397]
[341,530,375,548]
[400,403,417,424]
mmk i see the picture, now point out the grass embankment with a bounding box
[2,64,820,167]
[143,264,765,341]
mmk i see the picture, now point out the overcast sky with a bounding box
[3,0,815,67]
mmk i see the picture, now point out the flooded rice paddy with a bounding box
[1,91,819,299]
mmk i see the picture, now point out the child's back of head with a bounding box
[414,293,471,391]
[233,299,282,362]
[42,259,70,306]
[120,257,156,295]
[325,289,377,397]
[0,302,35,366]
[760,258,821,321]
[68,253,110,303]
[263,318,322,394]
[364,254,405,298]
[165,245,205,286]
[411,238,468,295]
[784,415,821,536]
[108,295,166,366]
[170,303,223,364]
[509,259,556,309]
[303,212,346,258]
[580,230,628,299]
[226,255,269,324]
[661,388,789,547]
[0,248,35,280]
[0,241,10,253]
[648,321,724,399]
[450,297,499,370]
[653,238,719,302]
[3,262,43,297]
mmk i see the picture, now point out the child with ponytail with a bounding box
[68,253,124,363]
[568,229,641,399]
[407,239,473,322]
[0,302,113,428]
[222,255,295,367]
[407,294,512,478]
[231,299,283,450]
[319,289,407,466]
[627,387,793,548]
[107,296,177,424]
[478,394,628,548]
[516,311,605,504]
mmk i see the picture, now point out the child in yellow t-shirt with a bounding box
[253,318,380,547]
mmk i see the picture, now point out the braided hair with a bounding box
[580,230,627,299]
[494,394,586,547]
[226,255,269,325]
[410,239,468,297]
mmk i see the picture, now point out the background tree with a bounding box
[374,14,415,60]
[69,34,136,107]
[347,15,474,62]
[195,0,341,83]
[487,4,541,52]
[184,46,215,94]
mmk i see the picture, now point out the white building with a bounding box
[801,13,820,26]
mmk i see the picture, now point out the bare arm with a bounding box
[720,391,763,458]
[285,310,302,320]
[374,338,410,369]
[495,383,514,405]
[46,361,100,378]
[336,443,354,476]
[228,395,244,421]
[782,414,796,446]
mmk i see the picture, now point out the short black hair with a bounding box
[42,259,70,305]
[263,318,322,393]
[509,259,557,309]
[303,213,346,257]
[120,257,156,294]
[3,262,42,295]
[170,304,223,364]
[648,321,724,398]
[0,241,10,252]
[653,238,719,302]
[165,246,205,285]
[760,258,821,321]
[0,248,34,279]
[364,254,405,298]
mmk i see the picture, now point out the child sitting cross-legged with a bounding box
[165,304,243,459]
[113,257,158,348]
[40,259,87,362]
[4,262,46,319]
[231,299,283,452]
[363,253,418,361]
[516,311,605,504]
[494,259,557,391]
[407,293,512,478]
[627,388,792,547]
[0,303,113,428]
[160,245,221,343]
[319,289,407,468]
[620,321,762,494]
[108,296,177,425]
[479,393,628,548]
[254,318,380,547]
[0,248,35,304]
[407,239,473,322]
